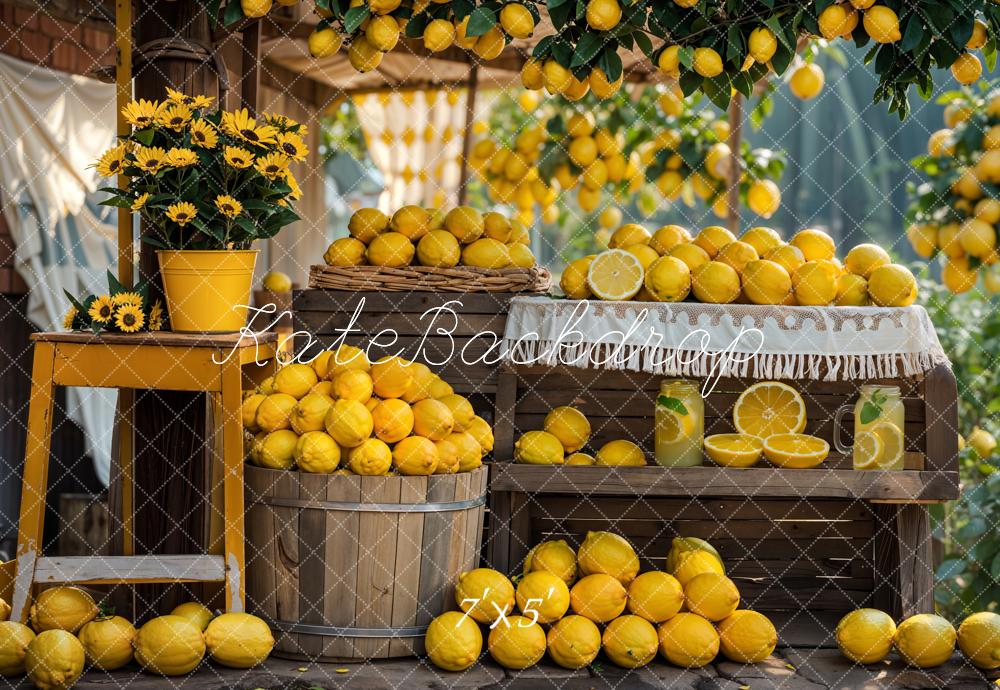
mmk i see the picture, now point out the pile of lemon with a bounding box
[836,607,1000,670]
[243,346,493,476]
[513,405,646,466]
[323,206,536,271]
[0,587,273,686]
[562,222,918,307]
[424,534,778,672]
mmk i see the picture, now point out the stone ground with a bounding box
[3,649,998,690]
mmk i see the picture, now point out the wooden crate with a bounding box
[487,363,960,641]
[245,465,488,661]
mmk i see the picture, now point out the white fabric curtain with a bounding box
[0,53,118,485]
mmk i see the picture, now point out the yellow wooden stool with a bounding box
[7,330,278,622]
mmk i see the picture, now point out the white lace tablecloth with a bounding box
[500,297,950,381]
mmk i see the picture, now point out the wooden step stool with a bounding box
[7,330,278,622]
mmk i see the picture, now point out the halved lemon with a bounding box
[853,430,884,470]
[704,433,763,468]
[763,433,829,469]
[868,421,904,469]
[733,381,807,439]
[586,249,645,301]
[657,407,695,444]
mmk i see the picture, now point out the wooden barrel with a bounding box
[244,465,489,661]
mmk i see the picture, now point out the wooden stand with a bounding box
[6,331,278,621]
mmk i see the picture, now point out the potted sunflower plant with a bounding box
[96,89,307,332]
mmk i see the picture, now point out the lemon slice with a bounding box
[853,430,884,470]
[586,249,645,301]
[732,381,807,439]
[704,433,763,468]
[762,433,829,469]
[657,407,695,443]
[868,421,904,469]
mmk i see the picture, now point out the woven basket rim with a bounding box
[308,264,552,293]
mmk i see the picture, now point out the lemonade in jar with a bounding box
[834,385,905,470]
[655,379,704,467]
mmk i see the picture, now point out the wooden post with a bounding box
[241,21,261,115]
[456,64,479,206]
[725,94,743,234]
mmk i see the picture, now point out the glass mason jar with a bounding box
[655,379,704,468]
[834,385,906,471]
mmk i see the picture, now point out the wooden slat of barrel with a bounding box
[415,475,459,628]
[323,473,362,660]
[354,476,402,659]
[296,473,328,659]
[245,468,277,625]
[272,471,300,648]
[388,476,427,657]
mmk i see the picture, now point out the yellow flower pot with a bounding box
[157,249,258,333]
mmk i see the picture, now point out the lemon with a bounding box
[691,261,741,304]
[324,237,367,266]
[262,270,292,293]
[515,430,565,464]
[666,537,722,573]
[414,229,461,268]
[704,433,763,468]
[658,612,720,667]
[425,611,482,671]
[842,243,890,278]
[542,59,572,94]
[577,186,602,213]
[324,399,374,448]
[673,550,725,586]
[585,0,620,30]
[976,198,1000,223]
[852,430,884,470]
[567,136,598,168]
[366,15,399,51]
[256,430,297,469]
[748,26,777,62]
[927,128,954,156]
[371,398,414,443]
[952,167,983,199]
[967,18,989,49]
[390,205,429,240]
[747,179,782,218]
[957,611,1000,669]
[461,238,511,269]
[684,573,740,622]
[643,256,691,302]
[0,598,9,622]
[819,3,858,39]
[867,421,903,468]
[274,363,318,399]
[693,47,723,78]
[561,256,595,299]
[436,393,473,432]
[24,629,85,690]
[412,398,455,440]
[789,62,825,99]
[543,406,591,453]
[867,263,917,307]
[669,243,711,273]
[348,35,383,72]
[732,381,806,439]
[515,571,570,623]
[906,224,938,258]
[432,437,460,474]
[609,223,651,249]
[367,232,415,267]
[739,259,790,305]
[942,256,978,294]
[488,615,546,669]
[863,5,902,43]
[649,225,690,255]
[241,0,272,17]
[524,539,577,584]
[456,568,515,624]
[586,249,645,301]
[718,610,777,663]
[570,573,628,623]
[836,273,870,306]
[473,25,507,59]
[294,431,341,473]
[599,206,623,229]
[423,18,456,51]
[763,244,805,275]
[308,27,343,58]
[716,241,760,275]
[464,416,493,454]
[763,433,829,469]
[894,614,956,668]
[694,225,736,258]
[399,362,434,404]
[507,243,536,268]
[448,431,484,472]
[0,621,34,676]
[959,218,997,259]
[393,435,439,475]
[134,615,206,676]
[578,531,639,584]
[603,615,658,669]
[626,571,684,623]
[590,66,623,98]
[290,392,334,434]
[836,609,896,664]
[547,615,601,669]
[595,439,645,466]
[170,602,214,631]
[77,615,135,671]
[444,206,484,244]
[204,613,273,669]
[347,438,392,475]
[327,344,371,377]
[969,426,997,458]
[241,393,267,433]
[791,260,838,306]
[370,356,413,399]
[30,587,97,633]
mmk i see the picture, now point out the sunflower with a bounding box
[121,99,162,128]
[157,103,193,131]
[131,193,151,210]
[95,145,127,177]
[112,291,143,308]
[263,113,307,136]
[215,195,243,218]
[134,146,168,173]
[223,146,254,169]
[115,304,145,333]
[88,295,114,323]
[167,147,199,167]
[220,108,278,147]
[285,171,303,200]
[276,132,309,161]
[189,120,219,149]
[166,88,214,110]
[256,152,291,180]
[166,202,197,226]
[148,300,165,331]
[63,306,78,330]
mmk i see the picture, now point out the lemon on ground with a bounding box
[609,223,651,249]
[627,571,684,623]
[587,249,645,301]
[684,573,740,622]
[748,27,778,62]
[171,602,214,631]
[515,430,565,464]
[204,613,273,669]
[423,19,456,51]
[694,225,737,257]
[544,406,591,452]
[764,244,806,274]
[836,608,896,664]
[516,571,571,623]
[741,259,792,305]
[274,363,318,399]
[416,229,461,267]
[547,615,601,669]
[718,610,778,663]
[716,241,760,275]
[666,537,722,573]
[644,256,692,302]
[438,393,475,431]
[658,612,720,667]
[852,430,884,470]
[456,568,515,624]
[308,27,343,58]
[488,615,546,669]
[370,356,413,399]
[836,273,870,306]
[733,381,806,439]
[24,629,85,690]
[324,399,374,448]
[673,550,725,586]
[466,416,495,454]
[570,573,628,623]
[347,438,392,475]
[763,433,829,469]
[524,540,577,584]
[0,621,34,676]
[844,243,891,278]
[393,435,439,475]
[425,611,482,671]
[578,531,639,584]
[692,261,742,304]
[669,243,711,272]
[704,433,763,468]
[134,615,205,676]
[867,263,917,307]
[561,256,595,299]
[603,615,658,668]
[77,615,134,671]
[367,232,415,267]
[957,611,1000,669]
[693,47,723,77]
[595,439,645,466]
[445,206,485,244]
[894,614,956,668]
[291,392,335,434]
[29,587,97,633]
[411,398,455,440]
[371,398,415,443]
[792,260,839,305]
[585,0,620,30]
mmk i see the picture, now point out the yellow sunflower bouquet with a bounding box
[95,88,306,249]
[63,271,166,333]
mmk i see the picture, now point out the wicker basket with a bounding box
[308,264,551,293]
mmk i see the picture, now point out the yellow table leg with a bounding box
[221,360,246,612]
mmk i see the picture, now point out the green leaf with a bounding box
[859,401,882,425]
[571,32,604,67]
[343,5,370,33]
[223,0,244,26]
[633,31,653,58]
[657,395,689,416]
[900,14,925,53]
[703,74,732,110]
[133,128,155,147]
[466,6,496,37]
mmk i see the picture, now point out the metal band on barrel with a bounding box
[250,495,486,513]
[266,618,429,638]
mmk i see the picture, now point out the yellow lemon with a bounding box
[844,243,891,278]
[658,44,681,77]
[133,615,206,676]
[587,249,646,300]
[967,18,989,49]
[791,260,838,305]
[400,362,434,404]
[432,437,460,474]
[367,232,415,267]
[669,243,711,272]
[488,615,546,669]
[718,610,777,663]
[456,568,515,624]
[836,273,870,306]
[568,136,599,168]
[170,602,214,631]
[294,431,341,473]
[499,2,534,38]
[515,430,565,464]
[959,218,997,259]
[290,392,334,434]
[516,571,570,624]
[445,206,485,244]
[867,263,917,307]
[942,256,978,294]
[561,256,595,299]
[473,25,506,60]
[411,398,455,440]
[585,0,621,30]
[610,223,652,249]
[863,5,902,43]
[393,435,439,475]
[603,615,658,668]
[789,62,825,99]
[748,27,777,62]
[542,59,572,94]
[790,228,835,261]
[590,66,623,98]
[507,243,536,268]
[308,27,343,58]
[694,225,737,258]
[684,573,740,622]
[78,615,135,671]
[666,537,722,573]
[658,612,720,667]
[365,14,400,51]
[30,587,97,633]
[907,224,938,258]
[644,256,692,302]
[324,399,374,448]
[732,381,806,438]
[423,18,456,52]
[274,363,318,399]
[740,259,791,305]
[241,0,272,17]
[371,398,414,443]
[747,179,782,218]
[716,241,759,275]
[425,611,482,671]
[570,573,628,623]
[740,227,783,256]
[447,431,484,472]
[524,539,578,584]
[323,238,363,267]
[437,393,474,431]
[595,439,645,466]
[836,609,897,664]
[692,261,742,304]
[326,344,371,377]
[416,229,461,267]
[390,205,430,240]
[543,406,591,452]
[894,614,956,668]
[673,550,725,586]
[957,611,1000,669]
[693,47,723,78]
[347,438,392,475]
[0,621,34,676]
[762,433,829,469]
[204,613,273,669]
[969,426,997,458]
[262,270,292,292]
[25,629,85,690]
[704,433,763,468]
[370,356,413,398]
[649,225,691,254]
[256,430,298,469]
[241,393,266,433]
[627,571,684,623]
[578,531,639,584]
[466,416,494,454]
[347,35,383,72]
[763,243,805,274]
[547,615,601,669]
[818,3,858,39]
[462,238,511,268]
